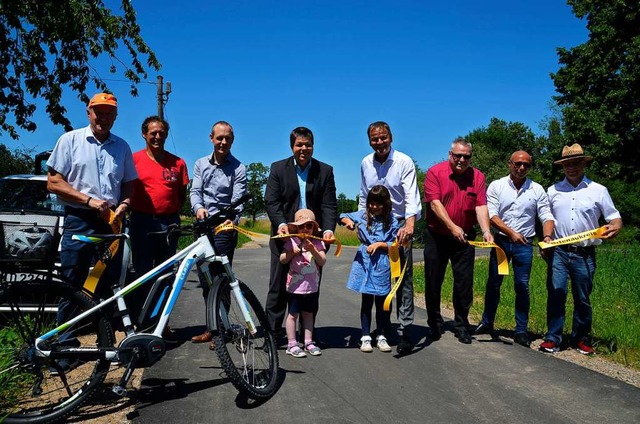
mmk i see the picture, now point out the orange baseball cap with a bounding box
[88,93,117,108]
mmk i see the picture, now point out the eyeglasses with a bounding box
[298,222,315,230]
[510,161,531,169]
[450,152,472,160]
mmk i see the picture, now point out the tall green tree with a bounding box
[552,0,640,181]
[464,117,538,184]
[0,0,161,139]
[0,144,33,176]
[244,162,269,224]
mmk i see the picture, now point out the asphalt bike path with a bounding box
[132,246,640,423]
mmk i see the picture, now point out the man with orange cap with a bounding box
[47,93,137,365]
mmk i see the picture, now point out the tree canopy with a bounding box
[0,144,33,176]
[552,0,640,181]
[0,0,160,139]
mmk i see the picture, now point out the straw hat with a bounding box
[553,143,594,165]
[287,209,319,233]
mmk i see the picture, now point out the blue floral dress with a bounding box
[340,211,399,296]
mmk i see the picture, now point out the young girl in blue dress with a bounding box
[339,185,399,353]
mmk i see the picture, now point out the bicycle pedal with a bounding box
[112,385,128,397]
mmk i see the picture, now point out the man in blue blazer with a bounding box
[265,127,337,336]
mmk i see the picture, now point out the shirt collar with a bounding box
[209,152,232,166]
[374,147,395,165]
[560,175,591,189]
[85,126,113,145]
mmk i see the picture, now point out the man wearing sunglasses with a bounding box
[474,151,555,347]
[423,137,493,344]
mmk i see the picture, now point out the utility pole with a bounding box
[156,75,171,119]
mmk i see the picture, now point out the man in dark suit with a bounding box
[265,126,337,335]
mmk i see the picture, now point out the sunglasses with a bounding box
[298,222,315,230]
[510,161,531,169]
[450,152,472,160]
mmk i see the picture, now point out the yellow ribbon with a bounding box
[269,231,342,257]
[83,210,122,295]
[383,242,408,311]
[388,242,401,279]
[538,226,607,249]
[467,241,509,276]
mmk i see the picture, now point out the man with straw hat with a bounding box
[539,144,622,355]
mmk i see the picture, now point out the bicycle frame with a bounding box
[34,229,257,362]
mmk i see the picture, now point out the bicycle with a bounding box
[0,195,279,423]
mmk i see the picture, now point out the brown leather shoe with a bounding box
[208,340,216,351]
[191,330,213,343]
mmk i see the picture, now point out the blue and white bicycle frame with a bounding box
[34,229,257,361]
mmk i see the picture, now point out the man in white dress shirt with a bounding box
[359,121,422,354]
[539,144,622,355]
[474,151,555,347]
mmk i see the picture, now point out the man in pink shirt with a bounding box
[423,137,493,344]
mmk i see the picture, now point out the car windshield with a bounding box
[0,179,64,215]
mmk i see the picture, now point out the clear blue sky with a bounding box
[4,1,588,199]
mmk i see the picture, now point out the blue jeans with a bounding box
[480,237,533,334]
[544,246,596,344]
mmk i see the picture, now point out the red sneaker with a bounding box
[539,340,559,353]
[576,340,595,355]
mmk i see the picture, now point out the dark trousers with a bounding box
[423,228,475,332]
[266,251,290,332]
[58,209,119,339]
[129,212,181,320]
[197,230,237,301]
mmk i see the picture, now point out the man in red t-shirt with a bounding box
[423,137,493,344]
[129,116,189,328]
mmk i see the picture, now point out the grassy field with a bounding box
[413,243,640,369]
[178,216,250,250]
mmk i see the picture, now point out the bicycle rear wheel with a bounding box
[0,277,114,424]
[207,277,279,398]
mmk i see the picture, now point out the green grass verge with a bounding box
[239,218,361,247]
[178,216,250,251]
[413,243,640,369]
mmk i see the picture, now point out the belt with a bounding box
[559,244,595,255]
[495,233,533,244]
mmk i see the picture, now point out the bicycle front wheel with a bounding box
[207,277,279,398]
[0,278,114,424]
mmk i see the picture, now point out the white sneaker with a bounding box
[376,335,392,352]
[360,336,373,353]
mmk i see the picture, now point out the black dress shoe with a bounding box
[513,333,531,347]
[455,328,472,344]
[397,334,414,354]
[429,326,443,341]
[474,322,493,336]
